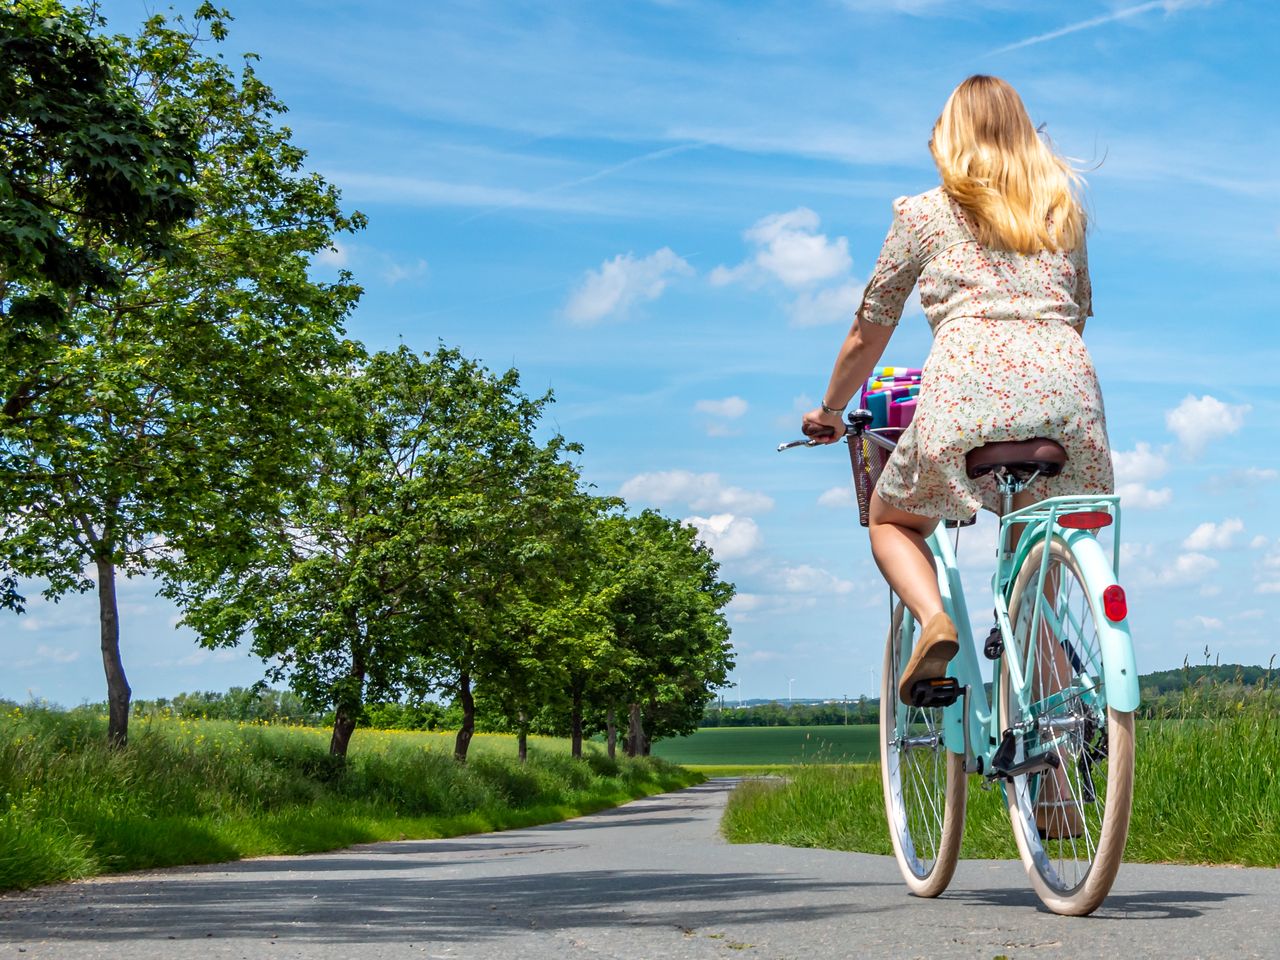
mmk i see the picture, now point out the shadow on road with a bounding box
[3,867,899,944]
[953,884,1244,919]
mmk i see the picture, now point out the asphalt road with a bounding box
[3,778,1277,959]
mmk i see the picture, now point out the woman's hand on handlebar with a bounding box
[801,407,846,444]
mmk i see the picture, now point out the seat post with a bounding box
[995,467,1042,562]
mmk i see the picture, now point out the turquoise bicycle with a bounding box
[782,409,1138,916]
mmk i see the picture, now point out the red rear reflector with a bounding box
[1103,584,1127,622]
[1059,511,1113,529]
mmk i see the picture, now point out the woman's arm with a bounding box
[802,318,895,441]
[801,198,920,442]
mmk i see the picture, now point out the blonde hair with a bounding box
[930,75,1085,254]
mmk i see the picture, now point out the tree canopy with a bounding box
[0,3,363,745]
[0,3,737,760]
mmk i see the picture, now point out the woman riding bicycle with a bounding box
[802,74,1113,703]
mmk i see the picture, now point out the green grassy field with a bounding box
[0,706,701,892]
[652,724,880,766]
[719,712,1280,867]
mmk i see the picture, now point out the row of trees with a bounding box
[701,699,877,727]
[1,3,734,759]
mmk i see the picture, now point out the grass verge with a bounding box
[0,706,700,892]
[722,712,1280,866]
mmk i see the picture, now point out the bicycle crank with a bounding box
[988,728,1062,781]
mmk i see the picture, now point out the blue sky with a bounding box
[6,0,1279,707]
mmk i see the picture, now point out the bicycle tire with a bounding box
[880,599,966,897]
[999,535,1135,916]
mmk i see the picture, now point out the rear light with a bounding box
[1103,584,1127,622]
[1059,511,1113,530]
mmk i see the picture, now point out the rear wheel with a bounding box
[1000,536,1135,916]
[880,599,966,897]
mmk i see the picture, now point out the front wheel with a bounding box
[1000,536,1135,916]
[880,599,966,897]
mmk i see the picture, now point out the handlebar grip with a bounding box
[803,423,837,439]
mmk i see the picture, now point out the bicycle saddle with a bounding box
[965,438,1068,480]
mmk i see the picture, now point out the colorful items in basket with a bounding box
[860,366,922,430]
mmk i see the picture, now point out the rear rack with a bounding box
[1002,494,1122,574]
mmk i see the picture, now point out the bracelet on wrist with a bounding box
[821,400,847,416]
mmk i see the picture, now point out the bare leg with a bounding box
[868,489,943,625]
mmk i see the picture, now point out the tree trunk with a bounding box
[626,702,647,758]
[329,705,358,757]
[454,672,475,763]
[637,701,650,757]
[328,652,366,757]
[517,710,528,764]
[570,687,583,759]
[606,708,617,760]
[96,556,130,748]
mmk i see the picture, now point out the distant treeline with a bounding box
[701,699,879,727]
[40,662,1271,735]
[1139,663,1277,719]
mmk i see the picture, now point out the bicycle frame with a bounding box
[928,494,1140,777]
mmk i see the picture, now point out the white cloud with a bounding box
[694,396,749,419]
[989,0,1218,56]
[620,470,774,514]
[36,645,79,664]
[684,513,763,560]
[564,247,692,325]
[1116,483,1173,509]
[714,208,851,289]
[788,280,864,327]
[1251,535,1272,549]
[728,592,762,613]
[775,563,854,595]
[1216,467,1279,489]
[1165,394,1250,455]
[1119,540,1154,568]
[818,485,855,508]
[331,171,612,215]
[1112,442,1173,508]
[1178,615,1223,631]
[1257,582,1280,595]
[381,258,429,285]
[1182,518,1244,551]
[1112,442,1168,484]
[1152,551,1219,585]
[314,241,350,268]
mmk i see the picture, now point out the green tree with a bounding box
[408,364,589,764]
[0,5,362,746]
[172,346,584,760]
[0,0,195,296]
[170,347,458,757]
[598,512,735,756]
[475,492,619,761]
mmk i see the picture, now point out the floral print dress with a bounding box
[858,187,1113,520]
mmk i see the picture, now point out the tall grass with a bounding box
[0,706,699,892]
[724,693,1280,866]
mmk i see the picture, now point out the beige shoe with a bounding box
[897,612,959,704]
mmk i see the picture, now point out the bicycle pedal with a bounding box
[989,728,1062,780]
[908,676,961,707]
[983,625,1004,660]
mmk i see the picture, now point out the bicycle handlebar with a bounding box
[777,408,875,452]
